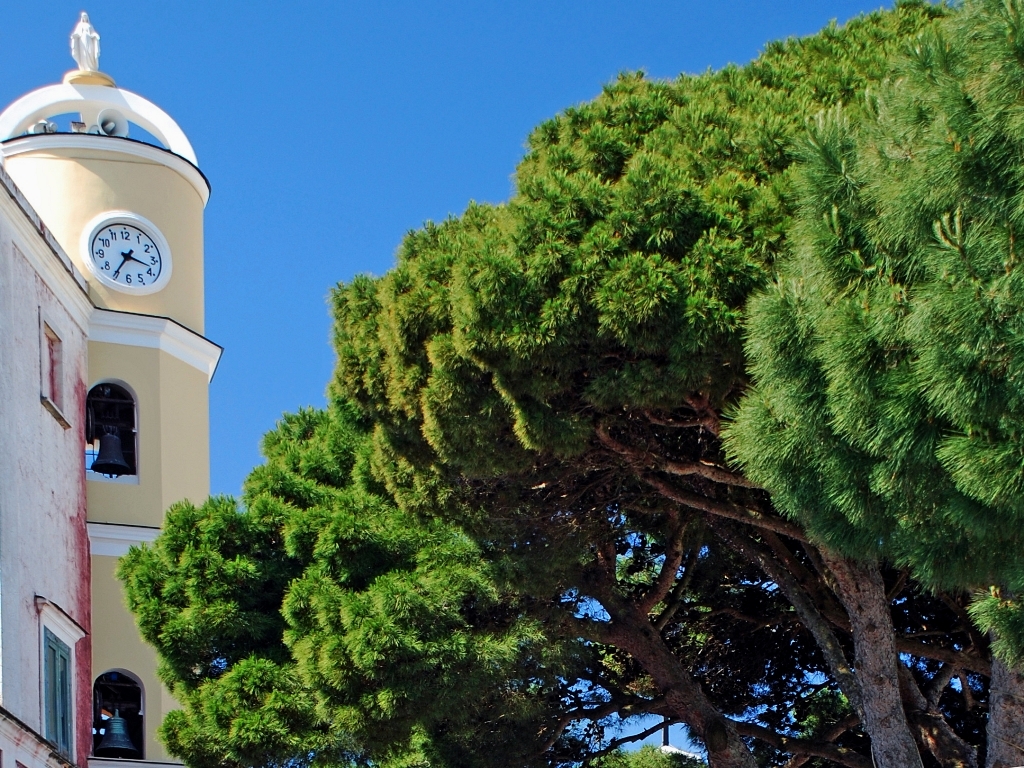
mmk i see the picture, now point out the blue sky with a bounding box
[1,1,894,505]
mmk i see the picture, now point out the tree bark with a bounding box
[898,666,977,768]
[986,655,1024,768]
[819,550,925,768]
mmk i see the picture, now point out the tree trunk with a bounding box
[819,550,925,768]
[986,654,1024,768]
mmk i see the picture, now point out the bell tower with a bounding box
[0,13,220,765]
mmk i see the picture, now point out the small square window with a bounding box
[43,628,73,758]
[40,315,70,429]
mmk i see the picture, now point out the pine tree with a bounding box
[726,2,1024,762]
[728,0,1024,668]
[120,4,1024,768]
[124,399,1001,768]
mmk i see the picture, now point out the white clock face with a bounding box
[82,213,172,294]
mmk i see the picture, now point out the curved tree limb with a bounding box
[897,665,977,768]
[638,513,688,614]
[654,544,700,632]
[596,422,758,489]
[732,720,872,768]
[643,473,807,541]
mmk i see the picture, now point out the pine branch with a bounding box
[596,421,758,488]
[712,522,863,717]
[536,696,660,755]
[783,714,861,768]
[764,533,850,630]
[732,721,872,768]
[894,637,990,676]
[924,664,958,709]
[653,545,700,632]
[685,393,721,436]
[898,665,978,767]
[638,514,689,614]
[597,582,757,764]
[708,605,797,631]
[580,718,682,765]
[642,409,706,429]
[643,473,807,541]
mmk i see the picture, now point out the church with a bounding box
[0,13,220,768]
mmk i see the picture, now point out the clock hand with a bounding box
[121,249,147,265]
[111,254,130,279]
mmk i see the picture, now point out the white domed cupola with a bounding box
[0,12,210,332]
[0,12,200,169]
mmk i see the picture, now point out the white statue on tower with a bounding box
[70,12,100,72]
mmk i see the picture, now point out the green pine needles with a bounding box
[728,0,1024,664]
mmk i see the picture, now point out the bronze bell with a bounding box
[95,709,138,758]
[91,431,130,476]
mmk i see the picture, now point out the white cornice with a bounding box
[1,134,210,206]
[88,522,161,557]
[34,596,87,643]
[89,309,223,381]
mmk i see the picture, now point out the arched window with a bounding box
[92,671,143,758]
[85,383,136,476]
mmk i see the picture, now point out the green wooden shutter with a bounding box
[43,628,72,757]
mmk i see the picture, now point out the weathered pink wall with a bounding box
[0,187,92,765]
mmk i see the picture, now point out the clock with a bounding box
[81,211,172,294]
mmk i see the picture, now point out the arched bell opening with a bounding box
[92,670,144,758]
[85,382,137,477]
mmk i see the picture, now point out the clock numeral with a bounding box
[144,244,151,253]
[125,274,132,284]
[96,248,105,257]
[150,256,158,265]
[103,261,110,270]
[147,268,154,276]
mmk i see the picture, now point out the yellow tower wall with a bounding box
[86,342,211,527]
[85,330,215,764]
[90,555,168,761]
[3,145,207,333]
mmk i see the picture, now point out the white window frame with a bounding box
[35,597,85,759]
